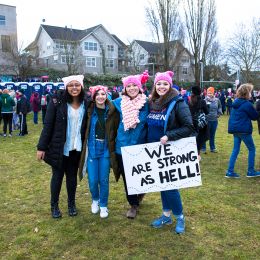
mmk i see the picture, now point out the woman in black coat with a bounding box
[37,75,89,218]
[188,86,209,159]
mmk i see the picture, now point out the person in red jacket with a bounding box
[30,92,41,124]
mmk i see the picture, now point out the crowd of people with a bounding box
[1,72,259,235]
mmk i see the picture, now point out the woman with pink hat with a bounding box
[36,75,90,219]
[147,71,195,234]
[111,71,149,219]
[78,85,119,218]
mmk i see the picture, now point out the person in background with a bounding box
[9,90,19,131]
[147,71,195,234]
[78,85,119,218]
[256,95,260,135]
[41,90,50,124]
[112,71,149,219]
[0,89,2,133]
[181,89,189,104]
[16,89,29,136]
[201,87,222,153]
[188,86,209,160]
[225,83,260,178]
[219,90,226,114]
[0,89,15,137]
[36,75,90,218]
[226,96,234,116]
[30,92,41,124]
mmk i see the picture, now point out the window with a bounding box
[106,59,114,68]
[107,45,114,52]
[1,35,11,52]
[0,15,5,26]
[182,67,188,75]
[86,57,96,67]
[181,57,189,63]
[84,42,97,51]
[61,55,74,64]
[140,54,144,60]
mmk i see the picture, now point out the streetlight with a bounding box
[199,60,204,90]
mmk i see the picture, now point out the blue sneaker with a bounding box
[175,216,185,234]
[247,171,260,178]
[225,172,240,178]
[151,214,173,228]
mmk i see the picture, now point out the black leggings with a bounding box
[116,154,143,206]
[2,113,13,134]
[50,150,81,206]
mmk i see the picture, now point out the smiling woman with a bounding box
[36,74,90,219]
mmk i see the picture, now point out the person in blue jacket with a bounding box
[112,71,149,219]
[147,71,195,234]
[226,83,260,178]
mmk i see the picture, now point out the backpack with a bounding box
[193,102,207,130]
[41,95,47,106]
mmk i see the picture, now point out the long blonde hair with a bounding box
[236,83,253,99]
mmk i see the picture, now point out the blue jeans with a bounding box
[202,120,218,151]
[33,111,38,124]
[227,134,256,174]
[161,189,183,216]
[87,156,110,207]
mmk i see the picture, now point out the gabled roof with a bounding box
[25,24,125,50]
[41,24,86,41]
[134,40,160,54]
[111,34,127,48]
[134,40,193,57]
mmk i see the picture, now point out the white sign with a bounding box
[121,137,202,195]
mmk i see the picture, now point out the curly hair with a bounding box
[236,84,254,99]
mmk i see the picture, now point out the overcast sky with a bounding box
[1,0,259,48]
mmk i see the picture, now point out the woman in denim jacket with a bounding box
[78,85,119,218]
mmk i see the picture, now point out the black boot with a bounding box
[51,203,62,218]
[68,201,78,217]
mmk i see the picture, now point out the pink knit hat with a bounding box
[154,71,174,86]
[89,85,108,98]
[62,75,84,89]
[122,70,149,91]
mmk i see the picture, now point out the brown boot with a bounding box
[126,205,138,219]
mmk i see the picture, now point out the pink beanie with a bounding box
[62,75,84,89]
[154,71,174,86]
[89,85,108,98]
[122,70,149,91]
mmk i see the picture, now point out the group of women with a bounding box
[36,71,196,234]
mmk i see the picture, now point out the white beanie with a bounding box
[62,75,84,88]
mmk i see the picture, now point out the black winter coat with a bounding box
[37,94,89,170]
[165,98,196,141]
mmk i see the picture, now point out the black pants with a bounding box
[19,114,28,135]
[51,150,81,206]
[42,108,47,124]
[2,113,13,134]
[116,153,143,207]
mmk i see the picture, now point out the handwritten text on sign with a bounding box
[121,137,202,195]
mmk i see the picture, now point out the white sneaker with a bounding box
[100,207,108,218]
[91,200,99,214]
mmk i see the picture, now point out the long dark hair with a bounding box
[63,87,85,103]
[150,86,178,104]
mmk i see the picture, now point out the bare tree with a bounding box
[225,18,260,83]
[183,0,217,83]
[146,0,184,70]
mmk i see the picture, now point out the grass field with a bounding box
[0,113,259,259]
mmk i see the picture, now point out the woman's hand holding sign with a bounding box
[160,135,168,145]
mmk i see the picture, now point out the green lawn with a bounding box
[0,114,259,259]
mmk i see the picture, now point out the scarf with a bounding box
[121,94,147,131]
[150,89,178,110]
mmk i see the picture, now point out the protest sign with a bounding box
[121,137,202,195]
